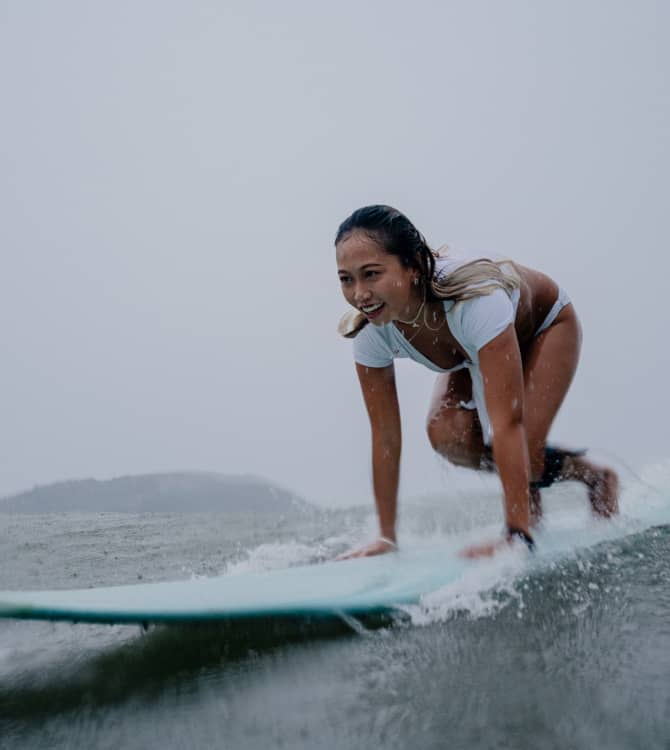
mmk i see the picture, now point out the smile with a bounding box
[361,302,385,319]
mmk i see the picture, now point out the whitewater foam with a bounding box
[216,461,670,627]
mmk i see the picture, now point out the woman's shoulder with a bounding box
[446,288,518,359]
[351,319,398,368]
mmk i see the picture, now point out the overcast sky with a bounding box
[1,1,668,506]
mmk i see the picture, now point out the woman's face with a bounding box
[336,231,420,326]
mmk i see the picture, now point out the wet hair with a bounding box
[335,204,436,284]
[335,205,520,338]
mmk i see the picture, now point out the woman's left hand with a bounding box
[336,537,397,560]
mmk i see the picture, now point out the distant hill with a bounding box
[0,473,312,514]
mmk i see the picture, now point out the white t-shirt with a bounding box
[351,251,520,442]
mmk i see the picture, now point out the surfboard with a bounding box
[0,543,473,625]
[0,517,634,626]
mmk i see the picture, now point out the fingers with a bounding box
[335,549,361,561]
[336,545,372,561]
[459,538,508,559]
[336,538,397,561]
[459,541,498,559]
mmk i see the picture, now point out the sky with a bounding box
[1,1,668,507]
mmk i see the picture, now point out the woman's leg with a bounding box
[427,303,618,519]
[522,304,619,517]
[427,367,545,521]
[426,368,488,470]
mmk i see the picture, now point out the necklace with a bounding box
[396,293,448,346]
[403,305,447,346]
[422,303,448,333]
[403,319,425,345]
[396,292,426,327]
[394,313,425,346]
[395,289,426,345]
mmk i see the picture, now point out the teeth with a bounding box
[362,303,383,313]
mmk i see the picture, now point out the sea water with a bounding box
[1,464,669,750]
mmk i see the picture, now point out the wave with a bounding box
[226,460,670,627]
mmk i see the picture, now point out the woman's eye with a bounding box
[365,270,379,278]
[339,276,351,284]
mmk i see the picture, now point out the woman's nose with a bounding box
[353,284,370,304]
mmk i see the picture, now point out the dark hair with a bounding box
[335,205,437,292]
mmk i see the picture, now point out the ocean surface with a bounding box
[1,464,670,750]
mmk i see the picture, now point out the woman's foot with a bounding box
[586,466,619,517]
[564,456,619,517]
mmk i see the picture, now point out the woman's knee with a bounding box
[426,408,483,468]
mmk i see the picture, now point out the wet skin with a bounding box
[336,231,619,559]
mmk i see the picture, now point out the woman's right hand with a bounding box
[336,537,398,561]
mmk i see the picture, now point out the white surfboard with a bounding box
[0,544,471,624]
[0,517,640,625]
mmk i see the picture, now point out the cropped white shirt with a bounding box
[351,251,520,442]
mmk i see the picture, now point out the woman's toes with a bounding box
[589,468,619,517]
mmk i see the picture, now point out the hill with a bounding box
[0,472,311,514]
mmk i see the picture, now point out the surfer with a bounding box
[335,205,618,558]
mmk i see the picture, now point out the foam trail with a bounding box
[400,463,670,626]
[216,462,670,628]
[222,541,323,576]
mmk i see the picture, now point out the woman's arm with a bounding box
[476,325,532,546]
[337,362,402,559]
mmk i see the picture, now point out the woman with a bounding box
[335,205,618,558]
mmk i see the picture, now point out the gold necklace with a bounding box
[404,319,425,345]
[403,306,447,347]
[396,296,426,327]
[422,304,448,333]
[397,296,447,346]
